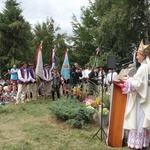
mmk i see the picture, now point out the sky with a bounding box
[0,0,92,35]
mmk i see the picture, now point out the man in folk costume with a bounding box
[27,63,36,100]
[43,64,51,98]
[15,62,32,104]
[121,40,150,149]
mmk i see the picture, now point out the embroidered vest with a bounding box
[29,69,36,79]
[44,69,50,79]
[17,68,29,84]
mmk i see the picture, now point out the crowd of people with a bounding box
[0,39,150,150]
[0,61,118,105]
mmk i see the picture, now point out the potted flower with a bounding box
[98,105,109,127]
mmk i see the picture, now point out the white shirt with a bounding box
[82,69,92,78]
[18,69,31,82]
[107,71,118,83]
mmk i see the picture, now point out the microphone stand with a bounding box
[100,73,107,141]
[116,61,134,72]
[92,73,107,143]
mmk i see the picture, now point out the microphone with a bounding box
[122,61,133,66]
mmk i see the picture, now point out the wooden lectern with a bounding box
[108,81,127,147]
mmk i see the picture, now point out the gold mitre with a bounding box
[137,39,150,56]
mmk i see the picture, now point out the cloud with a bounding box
[0,0,91,35]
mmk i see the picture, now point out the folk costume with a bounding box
[15,62,31,104]
[28,63,36,100]
[123,40,150,149]
[42,64,51,98]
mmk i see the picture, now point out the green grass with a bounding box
[0,98,128,150]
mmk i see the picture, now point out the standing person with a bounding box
[82,64,92,92]
[9,64,18,92]
[69,63,82,98]
[98,67,107,91]
[106,69,118,85]
[9,64,18,85]
[51,66,61,101]
[70,63,82,88]
[28,63,36,100]
[121,40,150,149]
[106,69,118,93]
[88,67,99,95]
[43,64,51,98]
[15,62,31,104]
[82,64,92,83]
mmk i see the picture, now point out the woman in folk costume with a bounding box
[121,40,150,149]
[15,62,32,104]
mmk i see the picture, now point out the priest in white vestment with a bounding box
[121,40,150,149]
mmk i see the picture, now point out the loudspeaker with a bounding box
[107,56,116,69]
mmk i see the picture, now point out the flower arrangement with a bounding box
[82,96,101,107]
[72,85,89,101]
[71,84,110,116]
[98,105,109,115]
[83,95,110,116]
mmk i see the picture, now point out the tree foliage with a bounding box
[71,5,97,67]
[0,0,32,73]
[71,0,150,69]
[32,17,56,65]
[32,18,68,68]
[94,0,149,65]
[0,0,68,75]
[0,0,149,75]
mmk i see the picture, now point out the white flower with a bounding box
[86,101,91,106]
[99,107,109,115]
[86,106,94,110]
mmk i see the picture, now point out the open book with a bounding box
[114,63,136,81]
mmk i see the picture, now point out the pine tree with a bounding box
[0,0,32,73]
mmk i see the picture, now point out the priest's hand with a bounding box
[119,75,129,83]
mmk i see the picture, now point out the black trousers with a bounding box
[51,90,60,101]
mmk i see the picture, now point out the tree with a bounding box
[71,3,97,67]
[0,0,32,74]
[32,17,68,67]
[71,0,115,68]
[71,0,150,68]
[54,33,68,67]
[92,0,150,66]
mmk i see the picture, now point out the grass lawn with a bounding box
[0,98,128,150]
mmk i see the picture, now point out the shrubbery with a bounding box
[49,98,96,129]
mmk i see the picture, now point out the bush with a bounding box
[49,98,96,129]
